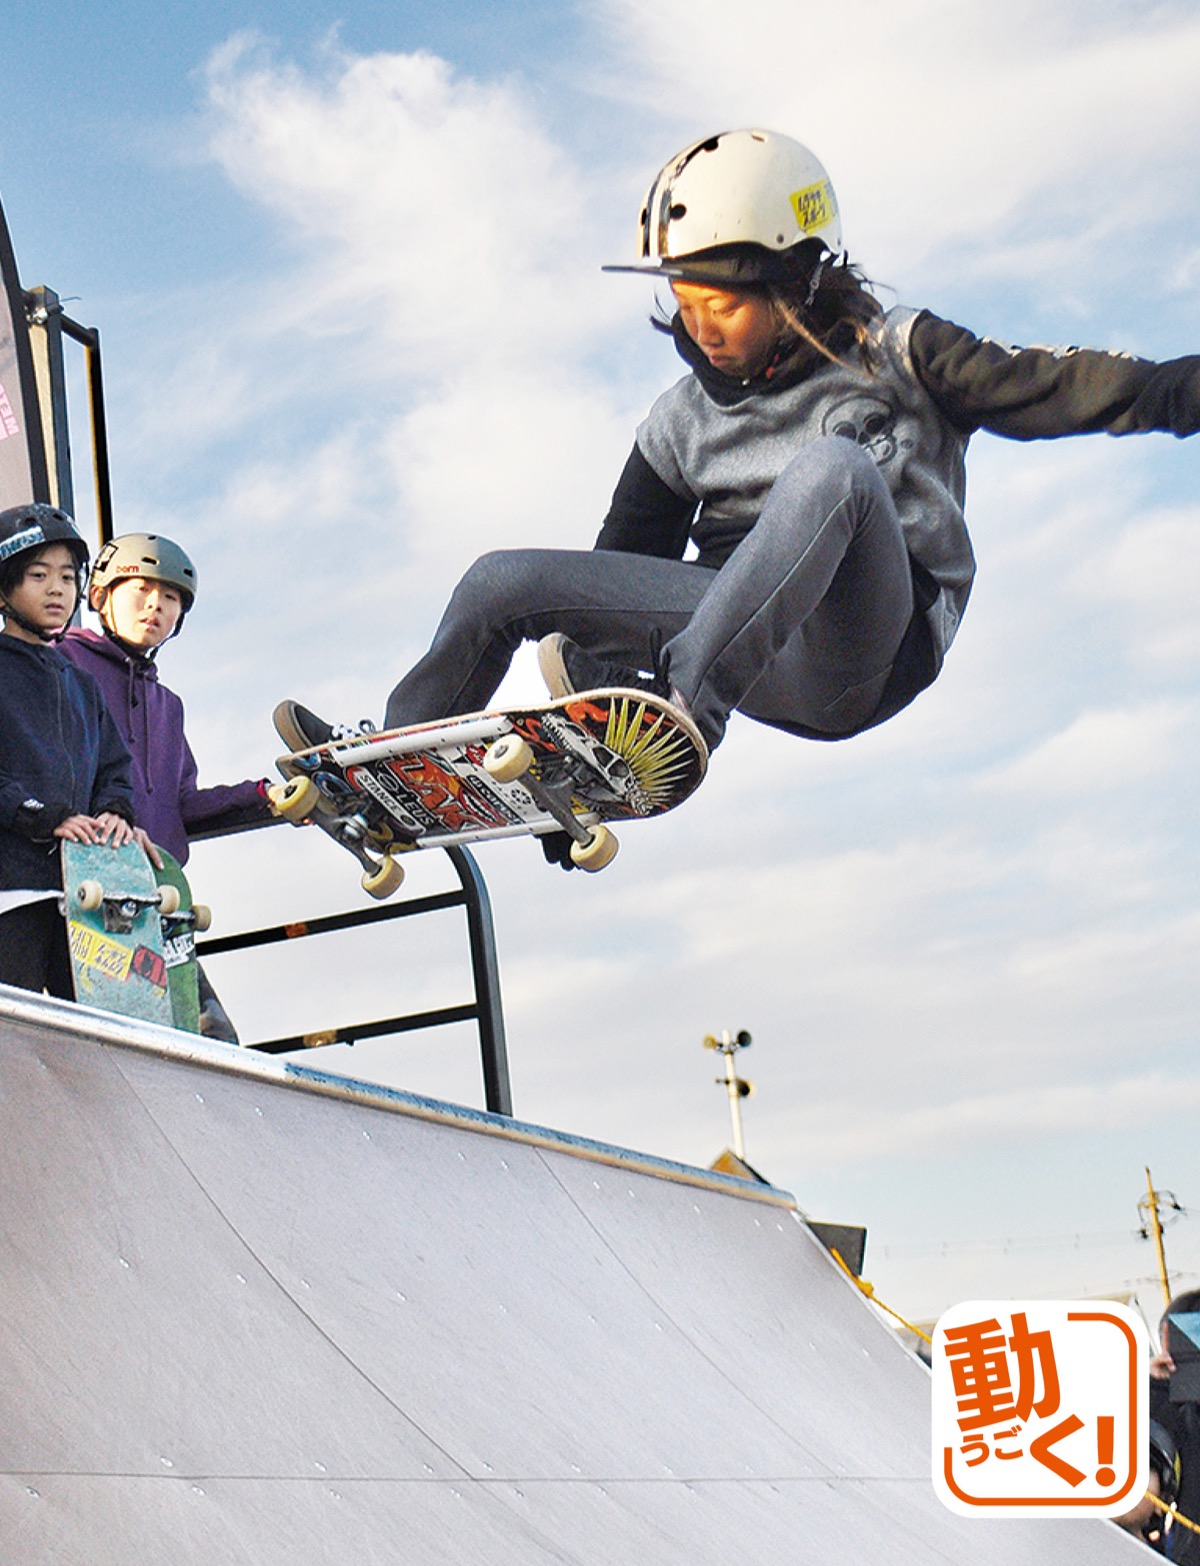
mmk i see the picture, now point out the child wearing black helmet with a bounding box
[1149,1291,1200,1563]
[0,504,138,996]
[61,532,272,1039]
[277,128,1200,846]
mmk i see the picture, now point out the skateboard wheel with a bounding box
[192,903,213,933]
[361,854,405,900]
[483,735,533,783]
[270,775,320,822]
[158,884,181,916]
[76,879,104,912]
[570,824,619,872]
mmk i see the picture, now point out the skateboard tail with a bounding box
[598,696,707,808]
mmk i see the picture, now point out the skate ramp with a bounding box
[0,986,1143,1564]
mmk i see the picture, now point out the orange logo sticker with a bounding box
[931,1300,1147,1515]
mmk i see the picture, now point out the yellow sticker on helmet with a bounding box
[790,180,835,237]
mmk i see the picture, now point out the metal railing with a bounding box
[194,840,512,1116]
[24,285,113,537]
[22,284,513,1117]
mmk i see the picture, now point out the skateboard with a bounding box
[269,690,708,896]
[62,839,177,1027]
[154,848,212,1034]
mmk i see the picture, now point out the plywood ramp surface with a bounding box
[0,988,1142,1563]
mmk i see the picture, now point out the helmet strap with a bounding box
[0,597,65,641]
[96,577,189,654]
[0,574,81,643]
[803,257,827,312]
[99,615,159,664]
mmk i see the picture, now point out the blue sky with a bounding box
[3,0,1200,1324]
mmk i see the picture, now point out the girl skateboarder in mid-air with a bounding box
[277,128,1200,828]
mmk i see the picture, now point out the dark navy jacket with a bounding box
[0,635,135,891]
[61,628,268,866]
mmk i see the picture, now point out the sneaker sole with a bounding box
[536,634,577,700]
[273,699,318,752]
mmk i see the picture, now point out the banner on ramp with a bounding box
[0,193,48,509]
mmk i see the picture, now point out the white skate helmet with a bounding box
[604,128,842,286]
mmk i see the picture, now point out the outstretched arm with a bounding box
[911,312,1200,440]
[178,729,272,837]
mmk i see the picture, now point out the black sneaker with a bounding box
[273,700,375,752]
[537,632,672,702]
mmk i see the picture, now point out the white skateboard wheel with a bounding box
[361,854,405,900]
[269,775,319,822]
[76,879,104,911]
[570,824,619,872]
[483,735,534,783]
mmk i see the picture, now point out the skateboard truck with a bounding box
[160,904,212,936]
[74,879,180,934]
[267,777,407,899]
[482,735,618,871]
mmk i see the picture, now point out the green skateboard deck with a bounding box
[154,848,211,1034]
[62,839,174,1026]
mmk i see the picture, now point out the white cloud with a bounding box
[592,0,1200,305]
[103,34,662,741]
[974,701,1191,797]
[780,1068,1200,1164]
[201,34,622,372]
[1083,505,1200,669]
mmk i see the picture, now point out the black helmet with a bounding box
[0,503,89,642]
[1149,1418,1181,1508]
[0,502,89,573]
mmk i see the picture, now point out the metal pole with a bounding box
[24,285,73,514]
[723,1040,746,1160]
[23,294,115,545]
[75,319,114,544]
[1143,1166,1173,1310]
[704,1029,752,1161]
[447,846,512,1118]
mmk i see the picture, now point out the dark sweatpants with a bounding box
[0,898,73,999]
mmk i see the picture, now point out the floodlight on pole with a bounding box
[703,1029,753,1161]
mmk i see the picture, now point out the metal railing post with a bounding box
[447,847,512,1117]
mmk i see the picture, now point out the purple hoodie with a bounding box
[61,627,269,865]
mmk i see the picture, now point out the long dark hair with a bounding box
[768,246,884,367]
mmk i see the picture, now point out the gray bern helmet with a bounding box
[89,532,198,615]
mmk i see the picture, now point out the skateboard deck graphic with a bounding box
[154,848,211,1034]
[62,839,176,1026]
[270,689,708,895]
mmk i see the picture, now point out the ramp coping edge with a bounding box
[0,984,798,1210]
